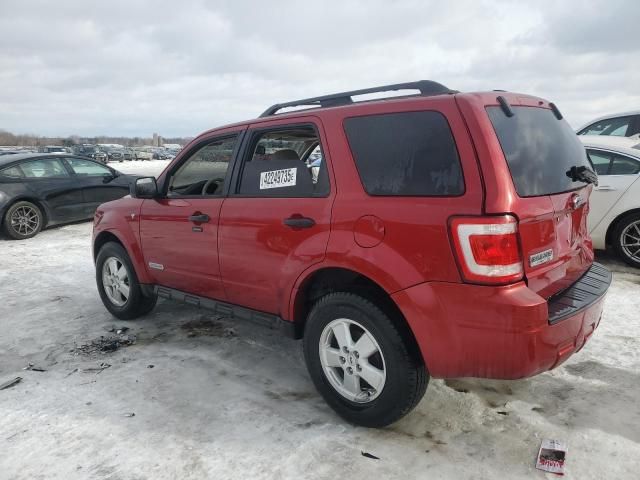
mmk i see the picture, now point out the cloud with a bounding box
[0,0,637,136]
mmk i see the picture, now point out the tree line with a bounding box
[0,130,192,147]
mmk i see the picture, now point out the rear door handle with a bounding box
[595,186,615,191]
[189,213,210,223]
[283,216,315,228]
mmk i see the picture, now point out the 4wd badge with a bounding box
[530,249,553,267]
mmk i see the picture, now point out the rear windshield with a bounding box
[487,106,591,197]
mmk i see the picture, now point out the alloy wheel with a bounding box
[10,205,40,236]
[620,220,640,263]
[319,318,386,403]
[101,256,130,307]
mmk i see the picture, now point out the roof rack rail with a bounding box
[259,80,455,117]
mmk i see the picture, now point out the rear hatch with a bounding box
[486,104,596,298]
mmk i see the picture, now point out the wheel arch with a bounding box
[290,266,424,365]
[93,230,125,261]
[605,208,640,247]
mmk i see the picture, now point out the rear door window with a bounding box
[487,106,592,197]
[344,111,463,196]
[609,153,640,175]
[19,158,70,178]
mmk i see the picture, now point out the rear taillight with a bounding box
[450,215,523,285]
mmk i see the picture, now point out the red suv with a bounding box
[93,81,611,427]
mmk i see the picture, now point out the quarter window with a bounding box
[344,111,464,196]
[237,126,329,197]
[19,159,69,178]
[587,150,612,175]
[0,165,24,178]
[168,136,237,196]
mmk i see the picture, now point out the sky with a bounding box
[0,0,638,138]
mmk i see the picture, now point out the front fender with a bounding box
[93,197,150,283]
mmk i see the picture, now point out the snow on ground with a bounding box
[1,164,639,479]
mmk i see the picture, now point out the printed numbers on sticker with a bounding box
[260,168,297,189]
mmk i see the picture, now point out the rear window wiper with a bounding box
[566,165,598,186]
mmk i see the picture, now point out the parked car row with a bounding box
[67,144,182,164]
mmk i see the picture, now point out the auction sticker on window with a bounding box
[260,168,297,189]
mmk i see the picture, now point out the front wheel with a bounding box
[2,201,43,239]
[96,242,157,319]
[303,292,428,427]
[613,212,640,268]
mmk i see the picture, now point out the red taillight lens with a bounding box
[469,233,520,266]
[450,215,523,285]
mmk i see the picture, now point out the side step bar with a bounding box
[153,285,299,338]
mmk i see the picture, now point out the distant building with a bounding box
[152,133,158,147]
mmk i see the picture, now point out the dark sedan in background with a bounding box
[0,154,134,239]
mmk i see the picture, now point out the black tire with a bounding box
[303,292,428,427]
[613,212,640,268]
[96,242,157,319]
[2,200,44,240]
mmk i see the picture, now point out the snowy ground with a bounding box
[1,159,639,479]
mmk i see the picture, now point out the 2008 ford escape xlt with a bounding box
[92,81,611,427]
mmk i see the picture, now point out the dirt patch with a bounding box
[181,316,236,338]
[70,334,137,356]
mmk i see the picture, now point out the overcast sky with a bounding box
[0,0,638,137]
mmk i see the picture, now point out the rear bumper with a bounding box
[392,262,611,379]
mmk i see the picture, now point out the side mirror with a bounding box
[132,177,158,199]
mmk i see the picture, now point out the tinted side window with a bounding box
[237,126,329,197]
[343,111,463,196]
[169,136,237,196]
[20,159,69,178]
[609,154,640,175]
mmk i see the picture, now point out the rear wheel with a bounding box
[96,242,157,319]
[2,201,43,239]
[613,213,640,268]
[303,292,428,427]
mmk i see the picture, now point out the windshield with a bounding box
[487,106,592,197]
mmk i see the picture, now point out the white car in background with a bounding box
[577,110,640,137]
[581,135,640,267]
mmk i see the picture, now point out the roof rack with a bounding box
[259,80,455,117]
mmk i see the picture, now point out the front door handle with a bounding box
[283,216,315,228]
[189,213,210,223]
[595,185,615,191]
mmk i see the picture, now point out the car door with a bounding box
[63,156,129,215]
[218,119,334,316]
[138,130,243,301]
[588,148,640,231]
[17,157,85,222]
